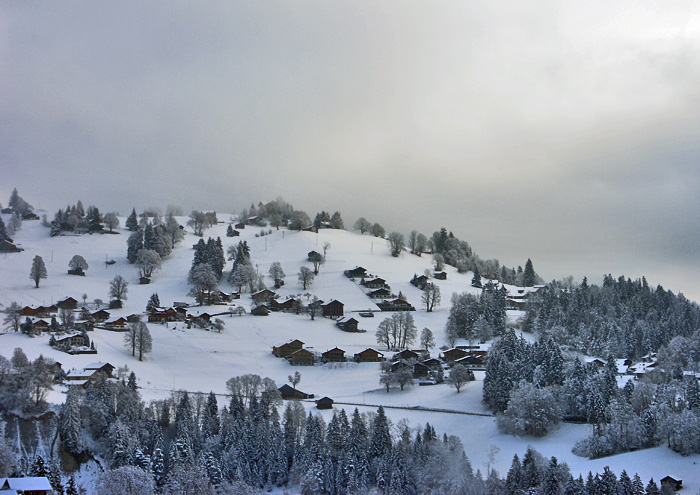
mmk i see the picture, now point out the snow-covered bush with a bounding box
[497,381,560,437]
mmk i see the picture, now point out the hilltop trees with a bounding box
[523,258,537,287]
[103,212,120,232]
[386,232,405,257]
[187,210,215,236]
[354,217,371,234]
[29,256,47,288]
[369,223,386,238]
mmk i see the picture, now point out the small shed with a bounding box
[336,317,360,332]
[660,476,682,492]
[315,397,334,410]
[278,384,312,400]
[344,266,367,279]
[251,305,270,316]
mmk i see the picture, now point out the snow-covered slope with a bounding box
[1,215,697,488]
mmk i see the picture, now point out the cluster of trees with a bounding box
[124,322,153,361]
[483,330,565,414]
[445,287,507,346]
[187,238,226,305]
[51,199,114,236]
[528,275,700,361]
[0,348,56,414]
[313,210,344,230]
[502,449,662,495]
[376,313,417,351]
[186,210,218,237]
[227,241,263,295]
[126,210,184,284]
[50,372,528,494]
[7,188,33,217]
[0,368,657,495]
[353,217,386,238]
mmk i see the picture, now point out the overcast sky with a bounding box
[3,1,700,300]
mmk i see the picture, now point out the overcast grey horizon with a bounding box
[3,1,700,301]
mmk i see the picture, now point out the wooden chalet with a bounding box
[273,340,305,358]
[148,308,181,323]
[278,384,313,400]
[57,297,79,310]
[442,348,469,362]
[139,276,151,285]
[251,289,276,305]
[210,290,233,304]
[322,348,346,363]
[74,320,94,332]
[368,288,392,299]
[234,222,246,229]
[660,476,682,492]
[321,300,344,318]
[287,348,315,366]
[84,362,115,378]
[354,348,385,363]
[302,225,318,233]
[32,319,49,332]
[0,476,53,494]
[55,334,90,347]
[336,317,360,332]
[433,271,447,280]
[251,305,270,316]
[393,349,420,362]
[422,358,443,369]
[362,278,387,289]
[390,360,411,373]
[231,229,240,237]
[410,274,429,289]
[0,240,22,252]
[20,306,40,317]
[91,309,110,322]
[307,250,321,261]
[104,317,128,329]
[377,299,415,312]
[315,397,334,410]
[454,355,486,367]
[413,362,429,378]
[344,266,367,279]
[270,298,295,312]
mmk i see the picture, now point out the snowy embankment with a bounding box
[0,214,697,488]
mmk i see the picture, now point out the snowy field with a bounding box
[1,214,698,488]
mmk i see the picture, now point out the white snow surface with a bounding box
[1,216,698,488]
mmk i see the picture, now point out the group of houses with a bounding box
[346,266,416,312]
[386,345,486,380]
[409,272,447,291]
[585,352,660,380]
[272,339,386,366]
[250,288,346,319]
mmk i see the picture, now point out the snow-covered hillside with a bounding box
[1,215,698,488]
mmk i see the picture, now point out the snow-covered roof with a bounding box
[1,476,53,491]
[84,362,112,370]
